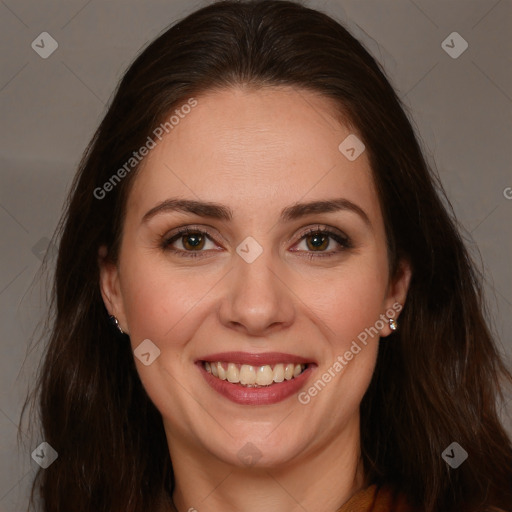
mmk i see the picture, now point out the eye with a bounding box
[292,226,352,259]
[161,227,219,258]
[161,225,352,259]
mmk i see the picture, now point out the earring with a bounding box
[109,315,125,335]
[388,318,398,331]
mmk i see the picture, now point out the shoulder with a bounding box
[354,485,511,512]
[337,483,418,512]
[372,484,418,512]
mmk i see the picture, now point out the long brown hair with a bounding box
[21,1,512,511]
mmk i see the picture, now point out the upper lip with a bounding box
[197,351,315,366]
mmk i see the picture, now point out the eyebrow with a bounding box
[141,197,371,228]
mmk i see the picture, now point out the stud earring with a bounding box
[109,315,125,335]
[388,318,398,331]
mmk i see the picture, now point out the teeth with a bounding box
[256,365,274,386]
[217,362,226,380]
[284,363,294,380]
[204,361,306,386]
[273,363,284,383]
[239,365,256,385]
[226,362,239,383]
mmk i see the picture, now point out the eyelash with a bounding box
[161,225,353,260]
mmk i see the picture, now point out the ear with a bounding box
[380,258,412,338]
[98,245,129,335]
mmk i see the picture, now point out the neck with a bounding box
[166,418,365,512]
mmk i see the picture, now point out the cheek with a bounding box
[119,252,212,345]
[305,255,389,345]
[305,261,385,415]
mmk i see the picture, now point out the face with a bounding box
[100,86,410,470]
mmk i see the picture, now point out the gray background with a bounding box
[1,0,511,510]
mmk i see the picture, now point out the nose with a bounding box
[217,249,296,337]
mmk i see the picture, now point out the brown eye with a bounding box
[180,232,206,251]
[293,226,352,258]
[305,232,330,251]
[161,227,217,258]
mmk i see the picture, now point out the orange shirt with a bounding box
[337,484,415,512]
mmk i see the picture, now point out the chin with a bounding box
[203,431,307,469]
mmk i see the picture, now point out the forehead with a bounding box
[126,86,381,226]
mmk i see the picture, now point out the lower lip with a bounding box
[197,363,315,405]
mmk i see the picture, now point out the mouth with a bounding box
[196,352,316,405]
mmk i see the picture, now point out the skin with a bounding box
[99,86,411,512]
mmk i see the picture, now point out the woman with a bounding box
[22,1,512,511]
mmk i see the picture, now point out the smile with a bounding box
[203,361,307,387]
[196,352,316,405]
